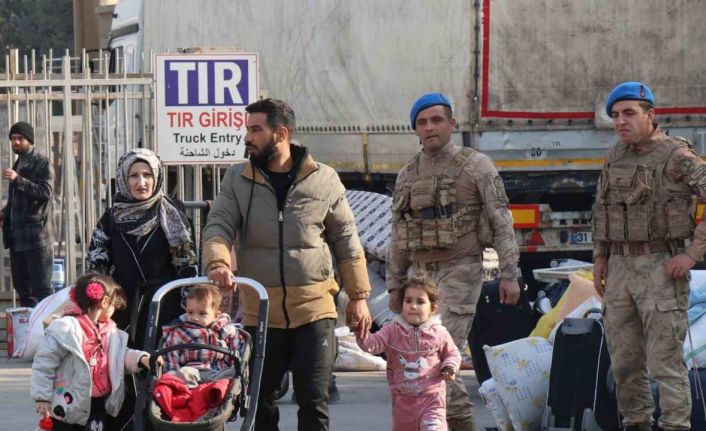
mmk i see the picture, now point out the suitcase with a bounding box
[690,368,706,431]
[467,277,537,384]
[541,311,620,431]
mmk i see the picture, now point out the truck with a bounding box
[105,0,706,283]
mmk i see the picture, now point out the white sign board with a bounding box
[155,53,259,164]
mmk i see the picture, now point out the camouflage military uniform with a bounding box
[388,141,520,425]
[593,128,706,430]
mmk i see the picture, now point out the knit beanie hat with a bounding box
[605,82,655,116]
[9,121,34,144]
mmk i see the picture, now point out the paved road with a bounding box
[2,359,494,430]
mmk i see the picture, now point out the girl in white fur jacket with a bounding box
[31,273,150,430]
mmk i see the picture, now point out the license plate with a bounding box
[571,231,592,244]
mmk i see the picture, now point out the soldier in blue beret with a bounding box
[388,93,520,430]
[593,82,700,430]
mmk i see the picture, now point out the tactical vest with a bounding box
[393,147,482,251]
[592,138,694,244]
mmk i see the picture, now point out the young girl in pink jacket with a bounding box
[356,276,461,431]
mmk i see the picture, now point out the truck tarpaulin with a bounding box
[143,0,473,129]
[483,0,706,119]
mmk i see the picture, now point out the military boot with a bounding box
[622,424,652,431]
[447,416,475,431]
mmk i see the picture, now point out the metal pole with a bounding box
[194,165,202,259]
[177,165,185,202]
[81,64,92,274]
[123,86,129,151]
[115,48,122,160]
[44,91,50,160]
[86,89,95,239]
[44,76,53,271]
[147,50,156,150]
[97,94,105,217]
[162,166,169,196]
[30,50,36,123]
[105,86,112,208]
[9,49,19,122]
[1,54,9,294]
[62,55,77,284]
[211,164,218,199]
[3,50,20,298]
[23,54,30,122]
[140,51,147,149]
[115,84,122,162]
[123,50,130,151]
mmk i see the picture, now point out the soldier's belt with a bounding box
[413,255,482,272]
[609,241,672,256]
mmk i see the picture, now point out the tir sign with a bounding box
[154,53,259,165]
[164,59,250,106]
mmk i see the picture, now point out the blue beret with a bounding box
[410,93,452,129]
[605,82,655,116]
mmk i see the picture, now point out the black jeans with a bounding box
[10,245,53,307]
[246,318,336,431]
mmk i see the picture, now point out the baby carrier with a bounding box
[134,276,269,431]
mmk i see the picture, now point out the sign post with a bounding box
[154,53,259,164]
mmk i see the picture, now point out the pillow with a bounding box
[688,270,706,324]
[478,378,514,430]
[484,337,553,431]
[684,312,706,370]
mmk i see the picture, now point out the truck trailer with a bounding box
[106,0,706,281]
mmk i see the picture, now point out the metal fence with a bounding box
[0,49,224,297]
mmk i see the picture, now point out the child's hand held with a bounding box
[441,366,455,381]
[140,355,151,370]
[35,401,51,417]
[348,322,361,338]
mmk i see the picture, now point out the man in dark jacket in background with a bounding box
[1,121,54,307]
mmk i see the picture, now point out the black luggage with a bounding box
[467,277,537,384]
[690,368,706,431]
[541,311,620,431]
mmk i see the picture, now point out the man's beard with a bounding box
[248,138,277,168]
[12,145,29,155]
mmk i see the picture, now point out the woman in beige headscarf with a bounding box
[86,148,198,349]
